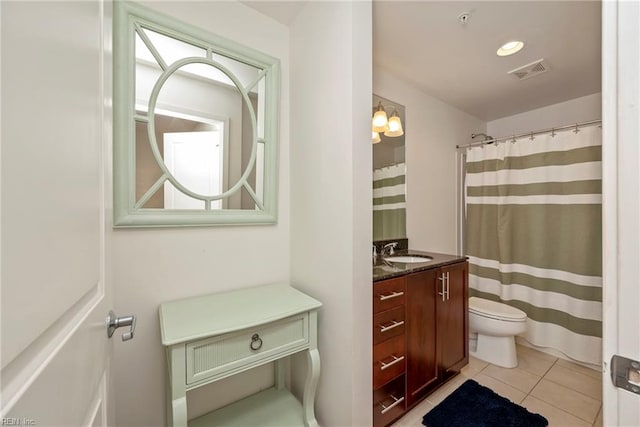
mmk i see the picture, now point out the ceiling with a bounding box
[243,1,602,122]
[241,1,308,26]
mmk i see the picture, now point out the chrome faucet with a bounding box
[382,242,398,256]
[372,244,378,258]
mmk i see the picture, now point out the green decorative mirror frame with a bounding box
[113,1,280,227]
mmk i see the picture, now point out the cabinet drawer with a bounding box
[186,314,309,385]
[373,306,405,345]
[373,334,405,389]
[373,277,406,314]
[373,375,405,427]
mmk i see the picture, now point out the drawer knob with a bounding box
[250,333,263,351]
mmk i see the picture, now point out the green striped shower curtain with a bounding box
[465,125,602,365]
[373,163,407,241]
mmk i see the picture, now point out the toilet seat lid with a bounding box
[469,297,527,321]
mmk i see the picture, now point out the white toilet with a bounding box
[468,297,527,368]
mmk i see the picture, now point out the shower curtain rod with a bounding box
[456,119,602,149]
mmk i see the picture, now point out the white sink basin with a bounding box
[384,255,433,264]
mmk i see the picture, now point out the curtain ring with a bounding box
[529,132,535,141]
[573,123,580,133]
[511,135,516,143]
[551,128,556,137]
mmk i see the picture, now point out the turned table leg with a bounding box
[302,311,320,427]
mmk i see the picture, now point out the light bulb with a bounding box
[384,111,404,137]
[497,40,524,57]
[372,102,389,133]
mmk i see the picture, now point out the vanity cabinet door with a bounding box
[406,269,438,408]
[437,261,469,379]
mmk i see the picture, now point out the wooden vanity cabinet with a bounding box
[373,260,468,426]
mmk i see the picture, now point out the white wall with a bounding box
[290,2,373,426]
[110,2,290,426]
[487,92,602,137]
[374,68,485,254]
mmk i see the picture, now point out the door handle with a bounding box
[438,272,451,301]
[107,310,137,341]
[446,272,450,300]
[438,273,446,301]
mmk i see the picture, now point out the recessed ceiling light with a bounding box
[497,41,524,57]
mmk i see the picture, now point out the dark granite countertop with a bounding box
[373,249,467,282]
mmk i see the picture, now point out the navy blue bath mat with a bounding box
[422,379,548,427]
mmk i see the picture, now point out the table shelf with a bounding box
[189,388,303,427]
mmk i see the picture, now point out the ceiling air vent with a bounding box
[508,59,549,80]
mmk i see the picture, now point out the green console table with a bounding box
[159,283,322,427]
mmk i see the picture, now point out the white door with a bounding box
[602,0,640,425]
[1,2,120,426]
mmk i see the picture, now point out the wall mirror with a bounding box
[372,94,407,241]
[113,1,280,227]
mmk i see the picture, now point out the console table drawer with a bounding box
[186,313,309,385]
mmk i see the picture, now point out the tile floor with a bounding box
[392,345,603,427]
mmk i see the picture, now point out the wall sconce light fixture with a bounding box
[372,101,404,144]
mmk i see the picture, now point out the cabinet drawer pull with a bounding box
[378,291,404,301]
[379,354,405,371]
[250,333,263,351]
[380,395,405,414]
[379,320,404,333]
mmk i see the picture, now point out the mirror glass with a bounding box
[114,2,279,227]
[372,94,407,241]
